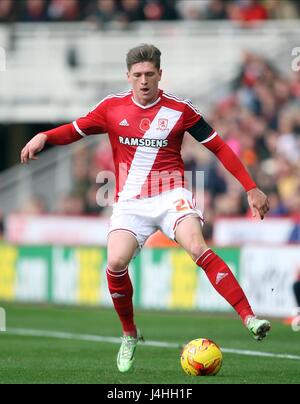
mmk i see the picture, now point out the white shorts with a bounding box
[108,188,203,257]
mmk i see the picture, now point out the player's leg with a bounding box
[175,217,271,340]
[107,230,143,372]
[107,230,139,337]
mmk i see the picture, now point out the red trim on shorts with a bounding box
[173,213,204,232]
[108,228,138,238]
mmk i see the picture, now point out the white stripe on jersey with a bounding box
[73,121,87,137]
[163,92,201,116]
[131,96,162,109]
[90,90,132,112]
[118,106,183,201]
[74,91,132,136]
[163,91,199,111]
[201,131,218,144]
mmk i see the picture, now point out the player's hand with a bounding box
[247,187,270,220]
[21,133,47,164]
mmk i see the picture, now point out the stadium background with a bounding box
[0,0,300,384]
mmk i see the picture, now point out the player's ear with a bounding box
[158,69,162,81]
[126,71,131,82]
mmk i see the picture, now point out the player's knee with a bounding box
[188,240,208,261]
[107,256,130,272]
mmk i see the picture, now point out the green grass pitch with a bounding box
[0,303,299,384]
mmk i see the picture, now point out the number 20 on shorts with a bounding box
[174,199,193,212]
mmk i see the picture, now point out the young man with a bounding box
[21,44,271,373]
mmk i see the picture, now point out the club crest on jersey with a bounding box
[140,118,151,132]
[157,118,169,131]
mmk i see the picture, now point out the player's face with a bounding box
[127,62,162,106]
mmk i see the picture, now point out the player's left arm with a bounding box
[186,116,270,220]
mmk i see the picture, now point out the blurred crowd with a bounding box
[192,51,300,239]
[0,0,300,26]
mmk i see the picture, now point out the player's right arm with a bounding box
[21,132,48,164]
[21,98,109,164]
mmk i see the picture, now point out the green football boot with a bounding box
[117,331,143,372]
[246,317,271,341]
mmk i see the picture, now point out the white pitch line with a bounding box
[7,328,181,349]
[6,328,300,361]
[221,348,300,361]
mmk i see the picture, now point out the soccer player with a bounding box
[21,44,271,373]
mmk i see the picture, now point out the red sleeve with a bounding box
[44,98,109,145]
[183,100,202,131]
[203,134,257,192]
[44,124,82,145]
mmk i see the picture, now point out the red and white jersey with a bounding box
[73,89,214,201]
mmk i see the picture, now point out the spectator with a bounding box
[290,72,300,98]
[20,0,48,22]
[21,196,48,215]
[143,0,178,21]
[48,0,82,22]
[119,0,145,24]
[227,0,268,27]
[267,192,288,216]
[176,0,209,20]
[264,0,300,20]
[276,157,299,204]
[93,137,115,173]
[70,144,91,198]
[0,0,16,23]
[205,0,227,20]
[57,193,85,215]
[214,190,244,217]
[239,0,268,21]
[159,0,179,20]
[72,160,90,198]
[85,184,106,215]
[206,163,227,197]
[85,0,120,26]
[289,223,300,243]
[143,0,164,21]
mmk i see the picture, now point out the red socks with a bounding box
[107,249,253,332]
[196,250,254,324]
[106,267,136,334]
